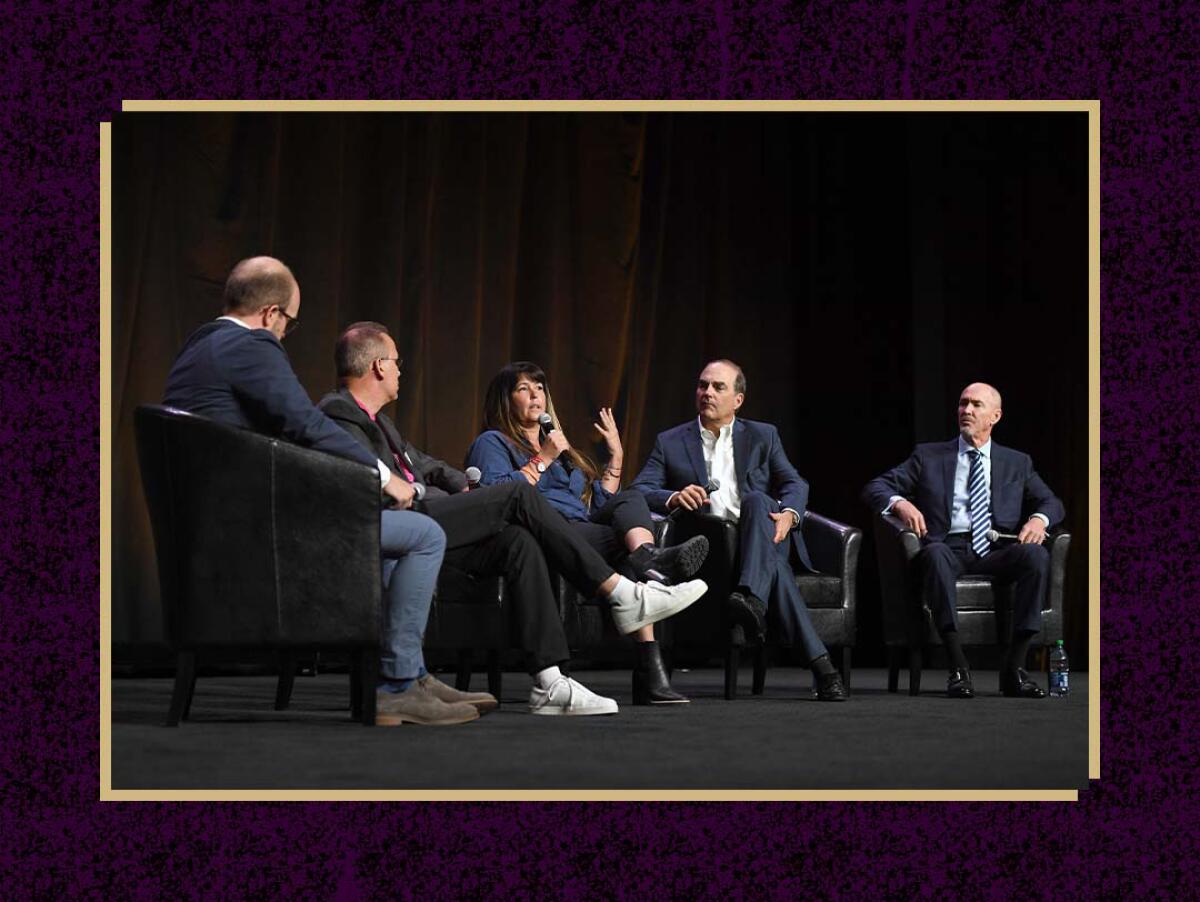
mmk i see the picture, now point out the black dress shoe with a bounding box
[814,671,848,702]
[947,668,974,698]
[1000,667,1046,698]
[726,591,767,644]
[630,536,710,584]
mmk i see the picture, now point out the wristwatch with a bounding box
[530,456,547,473]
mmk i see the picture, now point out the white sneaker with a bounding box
[610,578,707,635]
[529,676,619,716]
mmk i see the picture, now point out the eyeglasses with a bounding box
[377,356,403,373]
[275,306,300,337]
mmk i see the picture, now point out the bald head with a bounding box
[957,382,1003,447]
[222,256,297,316]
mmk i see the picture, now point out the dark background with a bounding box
[112,110,1090,666]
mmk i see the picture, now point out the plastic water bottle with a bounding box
[1048,640,1070,697]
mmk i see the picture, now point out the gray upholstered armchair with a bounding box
[657,509,860,698]
[135,404,384,725]
[873,512,1070,695]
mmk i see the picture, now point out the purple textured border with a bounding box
[2,1,1194,895]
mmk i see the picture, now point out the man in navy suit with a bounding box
[862,382,1065,699]
[631,359,848,701]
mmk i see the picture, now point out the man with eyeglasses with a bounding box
[162,256,484,726]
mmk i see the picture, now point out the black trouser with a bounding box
[915,533,1050,636]
[420,482,617,670]
[442,526,569,672]
[569,489,657,579]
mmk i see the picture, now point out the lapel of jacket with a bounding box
[988,442,1010,513]
[940,438,959,524]
[733,418,750,491]
[379,413,415,474]
[682,422,708,487]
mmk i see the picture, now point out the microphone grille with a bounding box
[537,413,554,429]
[706,477,721,492]
[986,529,999,542]
[464,466,481,483]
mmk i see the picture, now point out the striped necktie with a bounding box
[967,449,991,557]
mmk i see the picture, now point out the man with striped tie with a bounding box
[862,383,1065,699]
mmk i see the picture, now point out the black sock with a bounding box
[941,630,969,670]
[1006,630,1038,672]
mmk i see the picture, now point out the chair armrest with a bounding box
[878,511,922,561]
[801,510,861,579]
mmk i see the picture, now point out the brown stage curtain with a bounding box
[112,111,1090,664]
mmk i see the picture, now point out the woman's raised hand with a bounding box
[593,407,623,459]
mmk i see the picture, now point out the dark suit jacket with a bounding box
[861,438,1065,543]
[162,320,378,470]
[631,417,814,570]
[318,388,467,499]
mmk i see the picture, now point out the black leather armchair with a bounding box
[134,404,383,725]
[658,510,861,698]
[873,512,1070,695]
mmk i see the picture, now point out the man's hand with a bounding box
[382,478,416,510]
[892,499,927,538]
[539,429,571,462]
[768,510,794,544]
[1017,517,1047,545]
[667,484,709,511]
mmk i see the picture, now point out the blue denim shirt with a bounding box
[465,430,610,522]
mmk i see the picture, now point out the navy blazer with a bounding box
[861,438,1065,543]
[631,417,814,571]
[162,319,378,471]
[318,388,467,499]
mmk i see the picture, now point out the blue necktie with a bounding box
[967,449,992,557]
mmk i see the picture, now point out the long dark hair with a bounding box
[482,362,601,504]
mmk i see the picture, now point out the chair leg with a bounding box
[841,646,852,697]
[182,669,197,719]
[908,644,923,696]
[455,649,473,691]
[487,650,502,700]
[724,645,740,700]
[275,650,296,711]
[166,650,196,726]
[358,650,378,726]
[887,647,900,693]
[350,663,362,719]
[751,646,767,695]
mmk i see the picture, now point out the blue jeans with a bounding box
[379,509,446,680]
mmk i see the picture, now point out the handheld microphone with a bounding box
[986,528,1041,544]
[537,412,554,435]
[411,482,426,502]
[705,477,721,494]
[464,466,481,491]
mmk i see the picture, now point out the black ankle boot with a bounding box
[632,641,689,705]
[628,536,710,585]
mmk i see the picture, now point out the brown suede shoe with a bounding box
[375,681,480,725]
[418,673,499,713]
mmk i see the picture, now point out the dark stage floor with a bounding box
[109,667,1090,792]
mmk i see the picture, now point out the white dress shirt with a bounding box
[699,417,740,521]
